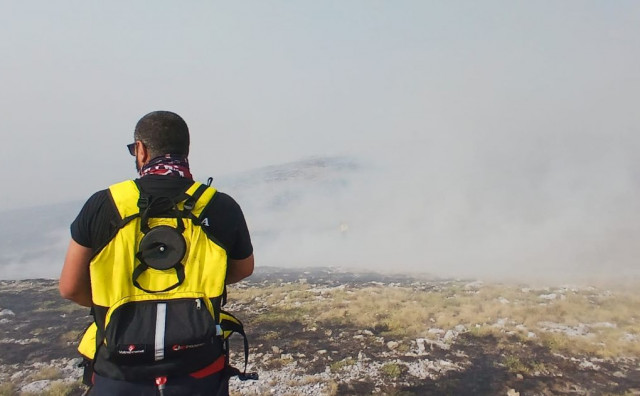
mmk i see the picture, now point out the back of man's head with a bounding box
[134,111,190,159]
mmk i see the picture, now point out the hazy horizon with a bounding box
[1,2,639,283]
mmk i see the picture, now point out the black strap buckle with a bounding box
[238,372,259,381]
[137,196,150,209]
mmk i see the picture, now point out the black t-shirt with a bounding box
[71,175,253,260]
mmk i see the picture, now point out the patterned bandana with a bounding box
[139,154,193,179]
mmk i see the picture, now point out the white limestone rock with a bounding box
[21,380,51,394]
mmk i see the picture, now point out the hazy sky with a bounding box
[2,1,637,209]
[1,2,639,281]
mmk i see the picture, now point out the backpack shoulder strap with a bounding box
[182,182,217,220]
[108,180,141,221]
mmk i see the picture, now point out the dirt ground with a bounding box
[1,270,639,395]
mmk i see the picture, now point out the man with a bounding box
[60,111,254,395]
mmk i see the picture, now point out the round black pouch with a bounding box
[133,225,187,293]
[138,225,186,270]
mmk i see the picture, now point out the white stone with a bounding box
[0,309,15,316]
[493,318,508,328]
[591,322,616,329]
[67,357,83,368]
[425,338,450,350]
[537,322,590,337]
[21,380,51,393]
[444,330,456,341]
[387,341,399,350]
[464,281,483,290]
[438,359,453,367]
[579,361,600,371]
[454,325,467,333]
[416,338,427,354]
[539,293,557,300]
[260,353,272,362]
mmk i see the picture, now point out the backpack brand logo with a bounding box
[118,344,145,355]
[201,218,210,227]
[172,343,206,351]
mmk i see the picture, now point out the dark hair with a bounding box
[134,111,190,158]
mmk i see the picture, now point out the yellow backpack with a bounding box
[78,180,255,381]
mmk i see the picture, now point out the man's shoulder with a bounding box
[84,188,112,206]
[209,190,243,211]
[212,190,235,202]
[201,190,247,226]
[71,187,120,248]
[77,187,119,219]
[84,179,137,207]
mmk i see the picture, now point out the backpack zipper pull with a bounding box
[195,299,202,310]
[155,376,167,396]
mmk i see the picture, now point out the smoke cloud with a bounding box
[226,120,640,284]
[1,2,639,284]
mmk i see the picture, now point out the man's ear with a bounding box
[137,141,150,164]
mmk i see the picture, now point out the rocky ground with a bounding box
[0,268,639,395]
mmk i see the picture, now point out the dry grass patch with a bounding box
[330,357,356,373]
[34,300,85,314]
[20,380,83,396]
[0,383,17,396]
[252,307,307,327]
[59,330,81,343]
[231,280,640,359]
[28,366,63,381]
[380,362,406,379]
[502,354,549,376]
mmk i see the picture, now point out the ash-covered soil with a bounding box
[1,268,639,395]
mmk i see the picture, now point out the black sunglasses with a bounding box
[127,142,136,156]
